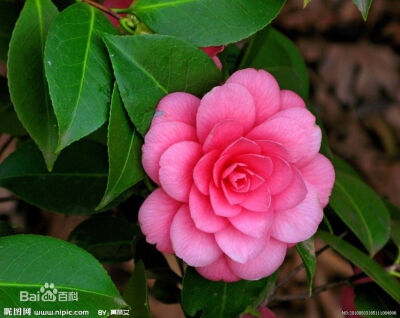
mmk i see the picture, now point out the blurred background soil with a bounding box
[1,0,400,317]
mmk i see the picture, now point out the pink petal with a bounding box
[193,150,219,195]
[170,205,222,266]
[103,0,133,27]
[215,225,267,263]
[270,107,316,130]
[196,83,256,143]
[241,183,271,212]
[228,238,287,280]
[243,307,278,318]
[271,184,323,243]
[189,186,229,233]
[142,121,197,183]
[280,89,306,110]
[201,46,224,56]
[222,181,246,205]
[300,154,335,207]
[257,140,290,161]
[196,255,239,282]
[212,56,222,70]
[236,154,273,179]
[267,156,293,195]
[247,117,322,166]
[203,120,244,152]
[138,188,181,253]
[159,141,202,202]
[209,182,242,217]
[229,209,273,238]
[151,92,200,127]
[227,69,280,124]
[273,167,307,211]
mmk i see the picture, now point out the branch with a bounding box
[82,0,123,21]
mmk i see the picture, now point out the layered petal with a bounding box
[171,205,222,266]
[203,120,244,152]
[256,140,290,161]
[271,184,323,243]
[193,150,219,195]
[228,238,287,280]
[209,182,242,217]
[159,141,202,202]
[229,209,273,238]
[280,89,306,110]
[138,188,181,253]
[151,92,200,127]
[196,83,256,142]
[270,107,317,130]
[142,121,197,183]
[196,255,239,282]
[241,183,271,212]
[236,154,273,179]
[227,69,280,124]
[300,154,335,207]
[266,156,293,195]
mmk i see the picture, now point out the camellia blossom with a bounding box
[201,46,224,70]
[139,68,335,281]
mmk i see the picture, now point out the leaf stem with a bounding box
[81,0,123,21]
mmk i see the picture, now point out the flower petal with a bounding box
[142,121,197,183]
[196,255,239,282]
[270,107,316,130]
[271,184,323,243]
[229,209,273,238]
[159,141,202,202]
[171,205,222,266]
[256,140,290,161]
[267,156,293,195]
[189,186,229,233]
[193,150,219,195]
[209,182,242,217]
[227,69,280,124]
[138,188,181,253]
[236,154,273,179]
[228,238,287,280]
[203,120,244,153]
[215,225,267,263]
[300,154,335,207]
[273,167,307,211]
[280,89,306,110]
[196,83,256,142]
[151,92,200,127]
[241,183,271,212]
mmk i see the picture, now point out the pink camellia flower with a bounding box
[243,306,278,318]
[139,68,335,281]
[201,46,224,70]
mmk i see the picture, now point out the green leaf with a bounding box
[0,234,126,310]
[0,220,13,237]
[123,260,151,318]
[182,267,272,318]
[0,0,20,62]
[240,27,309,99]
[318,230,400,303]
[131,0,286,46]
[354,283,399,317]
[352,0,373,20]
[7,0,59,169]
[385,201,400,263]
[332,155,360,177]
[104,34,222,135]
[97,83,145,210]
[0,140,108,214]
[44,2,116,152]
[330,171,391,255]
[68,216,140,263]
[296,237,316,295]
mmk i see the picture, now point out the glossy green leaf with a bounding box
[332,155,360,177]
[68,216,140,263]
[104,34,222,135]
[296,237,316,295]
[385,201,400,263]
[182,267,272,318]
[44,3,116,152]
[7,0,59,169]
[0,234,126,310]
[354,283,399,317]
[0,0,20,61]
[318,230,400,303]
[0,220,13,237]
[131,0,285,46]
[352,0,373,20]
[0,140,108,214]
[240,27,309,99]
[123,260,151,318]
[97,84,145,210]
[330,171,390,255]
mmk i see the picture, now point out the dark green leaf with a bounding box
[68,216,140,263]
[296,237,316,295]
[330,171,390,255]
[354,283,399,317]
[332,156,360,177]
[182,267,271,318]
[151,280,181,304]
[0,140,108,214]
[385,201,400,263]
[131,0,285,47]
[123,260,151,318]
[352,0,373,20]
[97,83,145,210]
[44,3,116,152]
[0,234,126,310]
[7,0,59,169]
[0,0,20,61]
[318,230,400,303]
[0,220,13,237]
[240,27,309,99]
[104,34,222,135]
